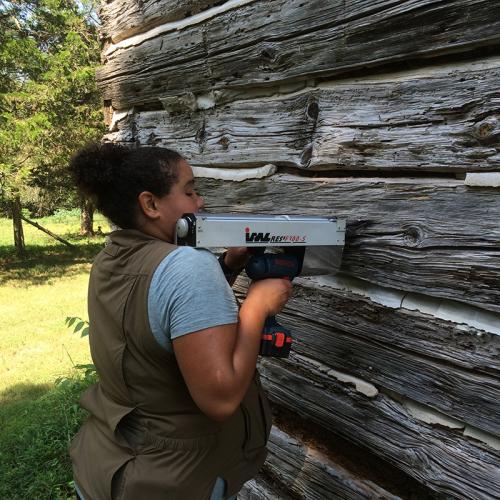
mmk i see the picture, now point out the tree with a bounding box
[0,0,105,251]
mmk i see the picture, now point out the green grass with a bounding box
[0,374,96,499]
[0,211,108,499]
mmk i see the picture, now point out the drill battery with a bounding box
[260,317,292,357]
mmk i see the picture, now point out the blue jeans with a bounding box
[211,477,237,500]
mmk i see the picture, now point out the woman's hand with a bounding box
[244,278,293,317]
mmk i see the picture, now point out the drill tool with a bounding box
[175,213,346,357]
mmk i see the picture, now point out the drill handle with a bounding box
[245,252,299,358]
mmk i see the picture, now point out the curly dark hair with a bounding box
[70,143,183,229]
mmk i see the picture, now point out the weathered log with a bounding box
[198,175,500,312]
[117,57,500,171]
[234,276,500,436]
[262,425,403,500]
[258,358,500,500]
[239,476,285,500]
[100,0,220,43]
[98,0,500,110]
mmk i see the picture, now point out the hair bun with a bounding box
[70,142,129,197]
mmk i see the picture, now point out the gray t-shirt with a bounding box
[147,247,239,500]
[148,246,239,352]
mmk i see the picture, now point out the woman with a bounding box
[69,143,292,500]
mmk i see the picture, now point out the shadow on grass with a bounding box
[0,238,105,286]
[0,381,52,408]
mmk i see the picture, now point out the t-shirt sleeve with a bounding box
[148,247,239,350]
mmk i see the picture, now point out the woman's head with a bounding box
[70,143,192,231]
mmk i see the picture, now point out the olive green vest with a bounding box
[70,230,271,500]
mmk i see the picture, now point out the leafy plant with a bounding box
[65,316,96,379]
[65,315,89,338]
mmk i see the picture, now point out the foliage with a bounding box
[65,315,89,337]
[65,315,97,380]
[43,206,80,222]
[66,316,97,378]
[0,372,95,499]
[0,0,105,216]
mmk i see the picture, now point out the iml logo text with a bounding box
[245,227,305,243]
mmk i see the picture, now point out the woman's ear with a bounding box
[137,191,160,219]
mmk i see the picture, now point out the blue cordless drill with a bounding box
[245,248,304,358]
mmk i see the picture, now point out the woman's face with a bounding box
[157,160,204,241]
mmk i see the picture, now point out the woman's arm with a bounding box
[173,278,292,422]
[218,247,250,286]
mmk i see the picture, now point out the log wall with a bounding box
[98,0,500,497]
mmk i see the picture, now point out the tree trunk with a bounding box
[11,195,25,257]
[80,198,95,236]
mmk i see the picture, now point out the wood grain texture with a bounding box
[239,475,286,500]
[97,0,500,109]
[261,426,403,500]
[258,358,500,500]
[199,175,500,312]
[100,0,219,43]
[234,276,500,436]
[111,57,500,172]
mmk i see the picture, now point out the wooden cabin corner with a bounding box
[97,1,500,498]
